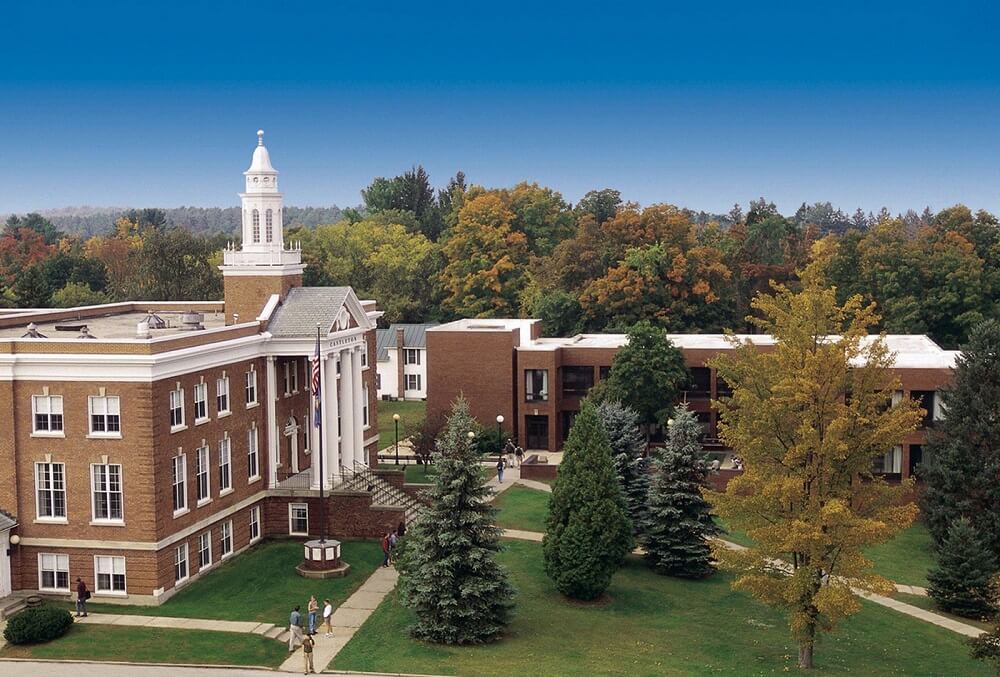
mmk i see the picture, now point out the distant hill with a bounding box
[13,206,348,237]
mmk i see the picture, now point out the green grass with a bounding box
[715,521,935,588]
[378,400,426,448]
[380,463,439,484]
[494,486,550,533]
[333,540,991,677]
[864,523,935,588]
[0,623,286,667]
[86,539,382,628]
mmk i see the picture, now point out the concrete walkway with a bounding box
[280,566,399,673]
[0,660,444,677]
[75,613,278,636]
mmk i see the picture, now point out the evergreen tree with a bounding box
[396,397,515,644]
[927,518,999,619]
[543,400,632,600]
[920,320,1000,560]
[640,404,719,578]
[969,624,1000,673]
[597,400,648,533]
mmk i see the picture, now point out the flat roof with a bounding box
[0,308,228,340]
[429,318,539,345]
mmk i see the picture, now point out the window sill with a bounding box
[94,590,128,598]
[248,475,262,485]
[245,402,260,410]
[219,488,234,498]
[34,517,68,525]
[194,418,210,426]
[289,531,309,537]
[217,411,232,419]
[175,576,190,588]
[171,424,188,434]
[87,433,122,440]
[172,508,190,519]
[90,520,126,527]
[39,587,70,594]
[31,431,66,439]
[249,535,262,544]
[221,551,233,560]
[196,498,213,508]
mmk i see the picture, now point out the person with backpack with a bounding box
[75,577,90,617]
[301,631,315,674]
[515,445,524,468]
[381,530,392,567]
[496,456,505,483]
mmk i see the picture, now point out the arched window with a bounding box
[265,209,273,243]
[251,209,260,243]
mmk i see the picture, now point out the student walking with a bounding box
[288,605,304,651]
[301,632,315,674]
[504,438,516,467]
[307,595,319,635]
[75,577,90,617]
[515,445,524,468]
[388,530,399,564]
[496,457,505,483]
[322,598,334,637]
[381,530,392,567]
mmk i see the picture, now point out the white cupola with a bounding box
[240,129,285,252]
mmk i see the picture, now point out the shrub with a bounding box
[3,605,74,645]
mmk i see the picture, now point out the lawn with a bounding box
[333,540,990,676]
[380,463,439,484]
[494,486,550,533]
[377,399,426,449]
[86,539,382,628]
[714,521,935,588]
[0,623,286,667]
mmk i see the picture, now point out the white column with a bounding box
[352,345,365,466]
[340,348,355,469]
[327,354,341,473]
[266,357,279,488]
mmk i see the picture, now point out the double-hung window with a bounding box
[39,553,70,591]
[36,462,66,519]
[405,374,421,391]
[175,543,189,583]
[218,436,232,494]
[195,446,210,504]
[198,532,212,569]
[247,426,260,481]
[95,555,126,594]
[289,503,309,535]
[525,369,548,401]
[170,388,185,429]
[404,348,420,365]
[89,395,121,436]
[193,383,208,423]
[32,395,64,434]
[283,362,291,395]
[216,376,230,415]
[362,386,369,427]
[249,505,261,542]
[172,454,187,514]
[291,360,299,392]
[92,463,123,522]
[245,369,258,406]
[220,520,234,558]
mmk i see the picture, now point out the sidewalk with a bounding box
[75,613,276,635]
[280,566,399,673]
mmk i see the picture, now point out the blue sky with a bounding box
[2,1,999,215]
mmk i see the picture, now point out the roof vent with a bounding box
[78,326,97,339]
[180,312,205,331]
[21,322,47,339]
[143,311,167,329]
[137,321,151,339]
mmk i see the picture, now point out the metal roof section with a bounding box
[266,287,351,337]
[376,323,440,361]
[0,510,17,532]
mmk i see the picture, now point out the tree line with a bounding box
[4,167,998,348]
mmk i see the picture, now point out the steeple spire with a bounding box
[257,129,264,146]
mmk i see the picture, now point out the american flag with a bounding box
[312,330,322,428]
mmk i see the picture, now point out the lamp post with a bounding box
[496,414,504,455]
[393,413,401,465]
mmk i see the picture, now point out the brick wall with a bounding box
[223,273,302,326]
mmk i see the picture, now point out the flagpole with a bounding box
[316,323,327,545]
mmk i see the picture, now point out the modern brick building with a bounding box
[426,319,956,480]
[0,132,392,608]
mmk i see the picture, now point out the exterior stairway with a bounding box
[336,463,427,527]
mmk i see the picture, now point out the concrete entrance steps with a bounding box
[339,464,427,527]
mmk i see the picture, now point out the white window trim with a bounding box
[249,506,262,543]
[170,387,187,433]
[35,461,67,523]
[198,532,213,571]
[220,520,234,559]
[175,543,190,585]
[194,382,209,425]
[90,463,124,525]
[93,554,127,596]
[219,436,233,497]
[88,395,122,439]
[288,503,309,536]
[195,446,212,507]
[245,369,259,408]
[37,553,70,592]
[172,453,188,518]
[216,376,231,417]
[247,427,261,483]
[31,394,65,437]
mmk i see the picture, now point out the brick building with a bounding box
[426,319,956,480]
[0,132,390,607]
